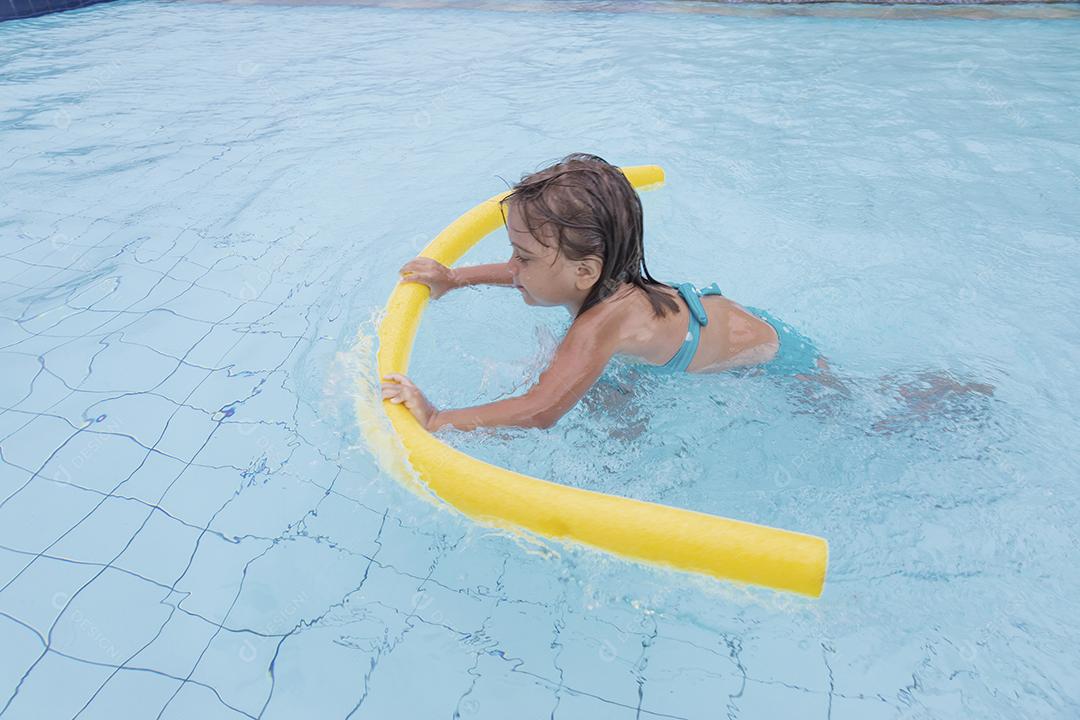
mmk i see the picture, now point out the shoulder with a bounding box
[563,306,620,355]
[582,284,678,339]
[570,290,641,350]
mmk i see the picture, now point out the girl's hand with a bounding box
[381,373,441,431]
[399,257,459,300]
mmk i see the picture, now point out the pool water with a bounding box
[1,1,1079,717]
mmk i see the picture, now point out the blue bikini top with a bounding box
[657,282,724,373]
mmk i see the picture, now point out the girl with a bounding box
[381,153,815,431]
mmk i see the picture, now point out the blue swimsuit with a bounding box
[656,282,820,375]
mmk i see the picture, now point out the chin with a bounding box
[518,287,559,307]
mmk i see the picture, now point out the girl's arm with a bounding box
[399,258,512,299]
[453,262,514,288]
[382,314,618,431]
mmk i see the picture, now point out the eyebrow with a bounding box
[509,241,534,255]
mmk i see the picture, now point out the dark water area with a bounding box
[175,0,1080,21]
[6,0,1077,22]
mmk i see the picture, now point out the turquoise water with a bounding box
[2,1,1079,717]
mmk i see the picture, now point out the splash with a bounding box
[336,317,437,504]
[347,316,599,571]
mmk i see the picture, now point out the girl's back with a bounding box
[589,285,780,373]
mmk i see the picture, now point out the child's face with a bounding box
[505,202,597,310]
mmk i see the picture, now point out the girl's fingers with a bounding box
[382,378,423,407]
[400,258,436,274]
[399,274,433,290]
[382,386,409,404]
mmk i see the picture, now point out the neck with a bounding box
[562,287,592,316]
[564,281,632,316]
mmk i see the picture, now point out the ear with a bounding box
[575,256,602,291]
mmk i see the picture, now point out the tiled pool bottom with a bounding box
[3,0,1080,717]
[0,228,847,719]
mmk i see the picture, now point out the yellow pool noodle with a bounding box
[373,164,828,597]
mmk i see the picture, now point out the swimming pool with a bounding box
[1,0,1079,717]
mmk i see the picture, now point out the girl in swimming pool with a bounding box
[381,153,788,431]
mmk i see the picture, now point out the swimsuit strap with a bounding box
[673,282,709,326]
[699,282,724,298]
[657,282,724,373]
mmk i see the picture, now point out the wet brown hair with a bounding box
[499,153,679,319]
